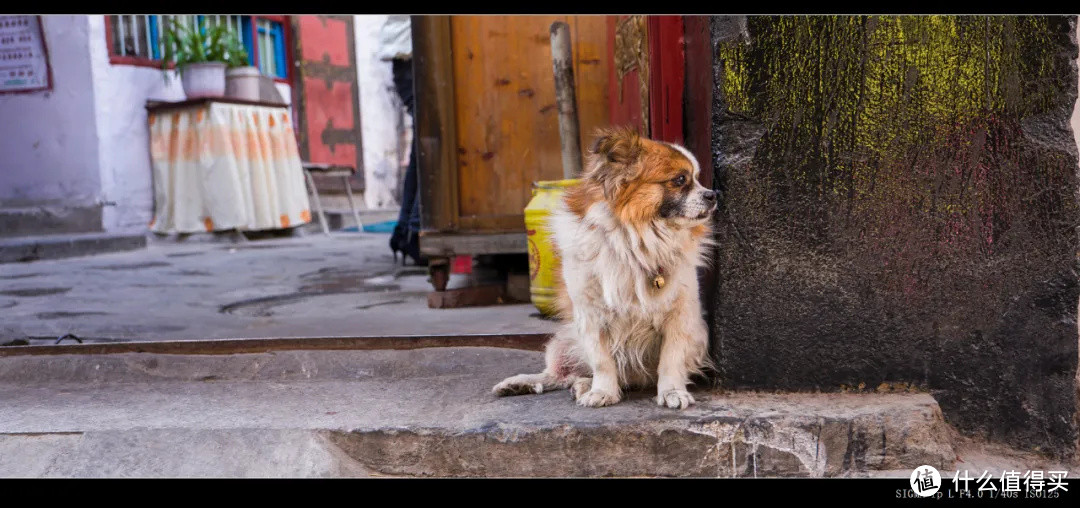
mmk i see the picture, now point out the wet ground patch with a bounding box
[165,252,205,258]
[35,311,110,319]
[0,273,42,280]
[0,287,72,297]
[92,262,171,270]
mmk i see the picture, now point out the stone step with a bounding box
[0,347,957,477]
[0,205,103,239]
[0,231,147,264]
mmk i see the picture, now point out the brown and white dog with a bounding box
[493,126,716,409]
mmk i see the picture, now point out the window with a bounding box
[106,15,291,81]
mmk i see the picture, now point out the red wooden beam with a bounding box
[648,16,685,145]
[682,15,714,189]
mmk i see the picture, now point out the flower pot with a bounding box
[225,66,261,101]
[180,62,227,99]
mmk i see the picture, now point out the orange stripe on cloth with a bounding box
[299,210,311,222]
[280,214,290,228]
[204,217,214,231]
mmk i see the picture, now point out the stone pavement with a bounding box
[0,231,556,344]
[2,347,1074,478]
[0,347,957,478]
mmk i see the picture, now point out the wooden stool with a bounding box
[301,163,363,235]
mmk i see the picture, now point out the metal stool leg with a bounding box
[304,169,330,236]
[342,174,363,232]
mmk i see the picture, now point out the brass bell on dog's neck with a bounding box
[651,266,666,290]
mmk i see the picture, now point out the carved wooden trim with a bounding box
[614,15,650,136]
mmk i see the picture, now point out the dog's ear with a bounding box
[588,127,643,200]
[590,126,642,165]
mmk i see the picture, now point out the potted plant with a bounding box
[161,20,246,99]
[223,34,261,101]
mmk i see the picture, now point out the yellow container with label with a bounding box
[524,179,581,317]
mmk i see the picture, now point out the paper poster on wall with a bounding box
[0,15,51,93]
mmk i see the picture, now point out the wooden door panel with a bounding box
[571,16,610,157]
[449,15,610,232]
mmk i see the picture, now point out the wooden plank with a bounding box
[145,97,289,112]
[413,16,459,233]
[0,333,551,357]
[448,15,493,222]
[682,15,714,190]
[572,16,612,154]
[648,16,685,145]
[427,284,527,309]
[456,214,527,232]
[418,232,527,257]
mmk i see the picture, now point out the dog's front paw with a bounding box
[570,377,592,401]
[656,389,695,409]
[577,388,621,408]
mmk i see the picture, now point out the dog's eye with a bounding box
[672,175,687,187]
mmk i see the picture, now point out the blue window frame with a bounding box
[108,15,289,81]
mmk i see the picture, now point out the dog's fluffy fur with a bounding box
[492,127,717,409]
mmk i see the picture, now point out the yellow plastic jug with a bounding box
[524,179,581,316]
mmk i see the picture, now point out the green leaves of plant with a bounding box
[160,17,249,84]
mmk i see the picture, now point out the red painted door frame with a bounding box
[607,16,646,135]
[681,16,713,189]
[647,16,685,146]
[606,16,687,144]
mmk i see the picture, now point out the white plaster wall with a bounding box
[85,16,294,233]
[354,14,407,210]
[86,15,183,232]
[0,15,102,209]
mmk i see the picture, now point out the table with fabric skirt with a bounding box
[146,98,313,234]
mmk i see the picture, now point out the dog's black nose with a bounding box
[703,190,717,202]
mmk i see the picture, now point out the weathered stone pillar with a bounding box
[708,15,1080,457]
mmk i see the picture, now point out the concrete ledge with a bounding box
[0,347,956,477]
[0,232,146,263]
[0,205,103,239]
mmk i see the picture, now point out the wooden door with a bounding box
[448,16,610,233]
[290,15,364,193]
